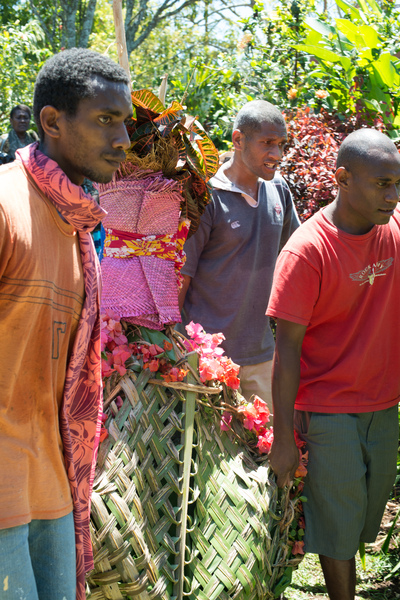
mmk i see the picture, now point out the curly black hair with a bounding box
[33,47,130,139]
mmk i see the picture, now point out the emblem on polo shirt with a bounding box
[231,221,241,229]
[349,257,393,286]
[274,203,282,216]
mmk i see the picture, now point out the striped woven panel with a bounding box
[87,337,303,599]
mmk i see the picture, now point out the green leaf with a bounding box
[190,121,219,180]
[381,506,400,555]
[304,17,336,39]
[293,44,352,71]
[363,98,382,112]
[372,53,400,87]
[336,0,363,22]
[131,89,166,113]
[335,20,379,51]
[357,0,382,16]
[139,328,177,362]
[359,542,366,570]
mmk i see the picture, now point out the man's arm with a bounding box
[178,274,191,312]
[268,317,307,488]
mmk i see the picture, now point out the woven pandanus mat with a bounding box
[86,335,303,600]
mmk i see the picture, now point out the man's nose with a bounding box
[112,123,131,151]
[268,144,283,160]
[385,184,400,203]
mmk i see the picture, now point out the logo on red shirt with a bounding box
[349,257,393,286]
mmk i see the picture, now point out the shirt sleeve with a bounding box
[267,249,321,326]
[279,179,301,251]
[181,201,214,277]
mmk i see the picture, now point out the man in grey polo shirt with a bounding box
[178,100,300,415]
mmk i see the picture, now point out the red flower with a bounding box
[148,359,160,372]
[292,541,305,555]
[99,427,109,443]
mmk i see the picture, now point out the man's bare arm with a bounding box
[269,318,307,488]
[178,274,191,312]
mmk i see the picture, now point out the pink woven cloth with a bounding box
[99,168,186,329]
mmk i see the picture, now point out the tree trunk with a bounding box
[78,0,98,47]
[61,0,79,48]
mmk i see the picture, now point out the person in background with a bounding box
[267,128,400,600]
[178,100,300,417]
[0,104,39,160]
[0,48,132,600]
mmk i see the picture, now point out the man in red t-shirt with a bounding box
[267,128,400,600]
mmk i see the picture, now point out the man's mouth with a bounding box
[264,161,278,169]
[105,155,126,167]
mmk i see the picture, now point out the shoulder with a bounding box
[0,161,30,205]
[282,210,328,253]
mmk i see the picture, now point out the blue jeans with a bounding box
[0,512,76,600]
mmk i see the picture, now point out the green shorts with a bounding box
[294,406,399,560]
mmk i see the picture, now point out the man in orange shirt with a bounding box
[0,48,133,600]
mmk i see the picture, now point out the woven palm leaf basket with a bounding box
[86,323,305,600]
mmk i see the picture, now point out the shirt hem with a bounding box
[0,501,73,530]
[294,396,399,414]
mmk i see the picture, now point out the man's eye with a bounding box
[99,116,111,124]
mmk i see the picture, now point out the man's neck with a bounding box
[223,157,259,200]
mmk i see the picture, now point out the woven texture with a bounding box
[87,333,303,600]
[99,169,184,330]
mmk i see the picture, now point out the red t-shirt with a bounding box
[267,207,400,413]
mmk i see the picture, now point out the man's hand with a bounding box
[268,435,299,489]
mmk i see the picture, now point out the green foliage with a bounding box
[166,0,321,147]
[291,0,400,137]
[0,20,51,132]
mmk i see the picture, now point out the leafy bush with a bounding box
[280,108,388,221]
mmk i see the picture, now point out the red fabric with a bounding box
[267,207,400,413]
[16,143,104,600]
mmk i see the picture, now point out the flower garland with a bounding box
[100,312,307,556]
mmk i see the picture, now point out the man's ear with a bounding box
[335,166,351,190]
[232,129,244,151]
[40,106,62,140]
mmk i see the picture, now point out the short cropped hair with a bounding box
[33,48,130,139]
[10,104,32,119]
[337,128,398,171]
[233,100,285,137]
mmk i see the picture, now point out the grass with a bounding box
[283,545,400,600]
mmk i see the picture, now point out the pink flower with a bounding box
[257,428,274,454]
[220,411,232,431]
[101,358,115,378]
[112,345,131,376]
[315,89,328,99]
